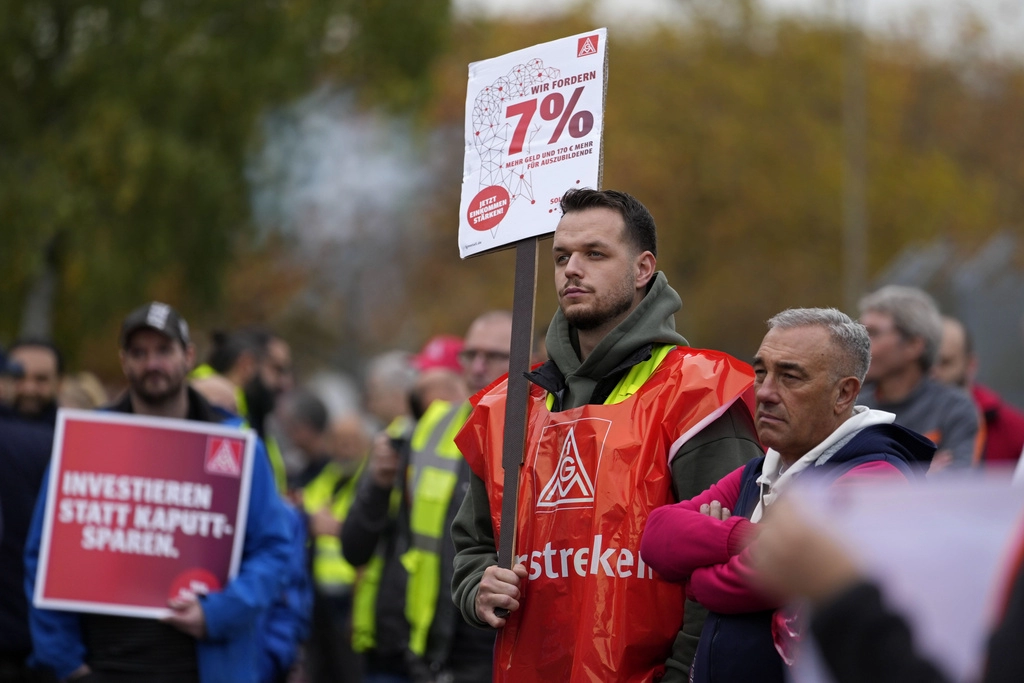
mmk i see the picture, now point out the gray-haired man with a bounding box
[858,285,982,471]
[641,307,933,683]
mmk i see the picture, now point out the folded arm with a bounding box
[641,466,754,582]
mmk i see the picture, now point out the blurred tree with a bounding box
[0,0,332,362]
[325,0,451,111]
[0,0,452,377]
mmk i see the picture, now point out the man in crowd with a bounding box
[0,367,56,682]
[451,188,763,682]
[25,301,292,682]
[343,314,511,683]
[245,330,294,446]
[640,308,930,682]
[363,351,418,435]
[5,339,63,426]
[933,315,1024,466]
[192,327,294,492]
[280,389,362,683]
[858,285,982,471]
[408,335,467,420]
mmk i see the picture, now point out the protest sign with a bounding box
[456,28,609,575]
[458,27,607,258]
[34,409,254,618]
[789,474,1024,682]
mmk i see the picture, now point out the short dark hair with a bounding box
[286,389,329,434]
[560,188,657,257]
[207,329,264,374]
[9,338,64,375]
[205,326,285,374]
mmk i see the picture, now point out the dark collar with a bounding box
[525,343,656,411]
[108,386,219,423]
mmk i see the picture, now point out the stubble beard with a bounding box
[561,275,636,332]
[131,371,185,408]
[14,395,56,418]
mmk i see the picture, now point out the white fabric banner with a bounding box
[789,473,1024,682]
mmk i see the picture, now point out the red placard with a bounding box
[33,409,254,618]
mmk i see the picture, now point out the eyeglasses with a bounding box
[864,326,902,340]
[458,349,511,366]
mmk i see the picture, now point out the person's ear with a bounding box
[835,376,861,415]
[635,251,656,289]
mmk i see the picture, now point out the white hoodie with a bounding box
[749,406,896,523]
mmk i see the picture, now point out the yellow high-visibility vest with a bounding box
[400,400,472,656]
[302,460,364,592]
[351,414,413,652]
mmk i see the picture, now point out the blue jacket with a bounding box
[256,503,313,683]
[690,423,932,683]
[24,390,293,683]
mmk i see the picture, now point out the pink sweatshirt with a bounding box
[640,460,906,613]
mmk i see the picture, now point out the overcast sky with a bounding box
[454,0,1024,56]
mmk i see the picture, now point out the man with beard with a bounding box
[241,330,293,447]
[24,302,292,683]
[0,375,56,682]
[192,327,293,492]
[5,339,63,427]
[451,189,763,682]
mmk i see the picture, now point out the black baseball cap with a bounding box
[120,302,191,348]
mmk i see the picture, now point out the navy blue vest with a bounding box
[689,425,921,683]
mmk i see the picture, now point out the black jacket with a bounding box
[0,411,54,656]
[342,417,494,681]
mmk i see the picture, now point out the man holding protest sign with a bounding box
[451,188,763,682]
[25,302,292,683]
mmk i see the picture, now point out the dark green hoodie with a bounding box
[544,271,687,408]
[451,271,762,682]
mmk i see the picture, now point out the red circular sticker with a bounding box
[168,568,221,602]
[467,185,511,231]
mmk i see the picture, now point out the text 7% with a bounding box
[505,86,594,156]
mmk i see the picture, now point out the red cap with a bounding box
[413,335,464,373]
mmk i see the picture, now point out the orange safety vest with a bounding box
[456,346,755,683]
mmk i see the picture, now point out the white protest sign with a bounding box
[458,28,608,258]
[789,474,1024,683]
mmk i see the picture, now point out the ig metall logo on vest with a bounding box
[535,417,611,511]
